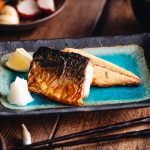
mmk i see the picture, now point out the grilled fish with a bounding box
[28,47,93,106]
[63,48,142,87]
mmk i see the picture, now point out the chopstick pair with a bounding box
[12,116,150,150]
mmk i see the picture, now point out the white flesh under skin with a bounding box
[83,62,93,98]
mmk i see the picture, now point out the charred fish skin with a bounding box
[32,47,90,81]
[28,47,93,106]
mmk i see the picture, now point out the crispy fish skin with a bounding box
[28,47,93,106]
[63,48,142,87]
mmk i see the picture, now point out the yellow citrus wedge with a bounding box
[6,48,32,72]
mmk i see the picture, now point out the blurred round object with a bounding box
[131,0,150,29]
[0,15,19,24]
[0,5,19,24]
[0,0,68,31]
[0,5,18,17]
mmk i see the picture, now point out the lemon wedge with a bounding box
[6,48,32,72]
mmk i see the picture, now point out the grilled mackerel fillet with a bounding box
[63,48,142,87]
[28,47,93,106]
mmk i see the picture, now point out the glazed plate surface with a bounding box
[0,33,150,116]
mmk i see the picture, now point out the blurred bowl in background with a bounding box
[131,0,150,29]
[0,0,68,31]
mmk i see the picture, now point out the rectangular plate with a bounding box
[0,33,150,116]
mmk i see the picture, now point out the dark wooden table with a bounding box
[1,0,150,149]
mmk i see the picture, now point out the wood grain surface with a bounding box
[0,0,150,150]
[94,0,146,36]
[55,109,150,150]
[0,0,106,41]
[0,115,60,149]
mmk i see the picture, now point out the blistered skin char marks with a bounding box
[28,47,93,106]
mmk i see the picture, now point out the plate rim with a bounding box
[0,33,150,116]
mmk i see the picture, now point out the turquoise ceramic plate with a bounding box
[0,45,150,110]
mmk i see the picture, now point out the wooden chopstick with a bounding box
[49,128,150,149]
[18,128,150,150]
[12,116,150,150]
